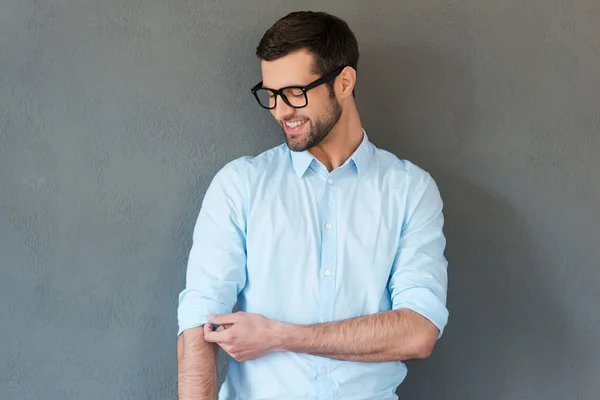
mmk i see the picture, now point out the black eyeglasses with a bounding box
[250,65,348,110]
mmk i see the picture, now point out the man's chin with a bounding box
[285,138,308,152]
[282,131,307,152]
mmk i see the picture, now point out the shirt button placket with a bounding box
[317,173,336,400]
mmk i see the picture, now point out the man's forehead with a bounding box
[261,51,317,88]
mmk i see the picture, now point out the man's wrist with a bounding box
[270,320,293,352]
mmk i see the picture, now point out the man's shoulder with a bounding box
[215,143,288,180]
[371,145,433,187]
[239,142,288,168]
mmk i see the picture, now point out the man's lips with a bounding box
[282,119,309,134]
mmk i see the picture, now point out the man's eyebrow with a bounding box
[262,76,314,89]
[263,81,305,90]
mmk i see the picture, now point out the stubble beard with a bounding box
[283,97,342,152]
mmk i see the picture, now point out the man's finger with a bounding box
[207,313,239,325]
[204,329,228,343]
[203,323,213,335]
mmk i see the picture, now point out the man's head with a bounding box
[254,11,359,152]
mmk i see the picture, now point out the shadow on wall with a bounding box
[355,46,572,398]
[399,174,569,399]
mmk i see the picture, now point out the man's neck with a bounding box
[309,108,363,172]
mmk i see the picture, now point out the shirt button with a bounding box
[327,178,333,185]
[319,366,327,374]
[325,223,332,230]
[324,269,331,277]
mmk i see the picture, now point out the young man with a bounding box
[177,11,449,400]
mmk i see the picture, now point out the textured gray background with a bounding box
[1,1,599,399]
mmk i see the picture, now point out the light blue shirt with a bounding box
[177,130,449,400]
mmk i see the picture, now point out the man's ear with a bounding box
[338,66,357,99]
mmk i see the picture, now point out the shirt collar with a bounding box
[349,129,373,176]
[289,146,316,178]
[289,128,373,178]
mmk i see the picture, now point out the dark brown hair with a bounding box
[256,11,359,93]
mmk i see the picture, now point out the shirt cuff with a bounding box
[392,286,449,339]
[177,288,233,336]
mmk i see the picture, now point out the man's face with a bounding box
[261,50,342,152]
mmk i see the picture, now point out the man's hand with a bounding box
[203,312,280,362]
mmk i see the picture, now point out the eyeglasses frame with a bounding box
[250,65,349,110]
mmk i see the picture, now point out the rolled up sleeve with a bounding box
[389,168,449,339]
[177,159,248,336]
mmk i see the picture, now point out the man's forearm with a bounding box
[273,309,438,362]
[313,351,401,362]
[177,326,218,400]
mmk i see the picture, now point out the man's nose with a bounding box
[272,96,295,121]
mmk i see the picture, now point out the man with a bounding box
[177,10,449,400]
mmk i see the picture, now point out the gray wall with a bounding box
[1,1,598,399]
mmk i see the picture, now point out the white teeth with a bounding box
[285,119,307,128]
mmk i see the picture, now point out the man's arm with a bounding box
[177,327,218,400]
[316,171,448,362]
[177,159,248,397]
[274,309,439,362]
[205,308,438,363]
